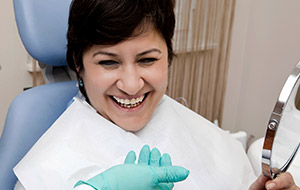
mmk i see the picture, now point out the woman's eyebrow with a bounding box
[93,51,118,57]
[92,48,161,57]
[137,48,161,57]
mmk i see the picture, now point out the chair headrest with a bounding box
[13,0,72,66]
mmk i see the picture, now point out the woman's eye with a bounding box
[98,60,119,68]
[138,58,158,65]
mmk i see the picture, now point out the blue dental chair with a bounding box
[0,0,77,189]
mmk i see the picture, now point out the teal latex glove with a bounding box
[74,145,189,190]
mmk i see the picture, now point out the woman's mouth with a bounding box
[111,93,148,109]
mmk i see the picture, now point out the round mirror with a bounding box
[262,61,300,179]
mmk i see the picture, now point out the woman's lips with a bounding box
[110,93,149,109]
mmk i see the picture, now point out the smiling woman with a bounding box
[12,0,300,189]
[80,30,168,132]
[66,0,174,132]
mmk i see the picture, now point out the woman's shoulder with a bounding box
[159,95,219,129]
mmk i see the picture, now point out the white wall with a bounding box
[0,1,32,136]
[222,0,300,140]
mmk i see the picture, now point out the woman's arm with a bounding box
[250,172,300,190]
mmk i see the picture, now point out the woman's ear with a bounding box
[73,53,81,73]
[75,66,79,73]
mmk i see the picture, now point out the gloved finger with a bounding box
[160,153,172,166]
[138,145,150,165]
[155,166,190,183]
[124,151,136,164]
[157,183,174,190]
[150,148,161,167]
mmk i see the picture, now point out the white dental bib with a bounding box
[14,95,256,190]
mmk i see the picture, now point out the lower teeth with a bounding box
[120,103,140,108]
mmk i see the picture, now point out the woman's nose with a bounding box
[116,66,144,95]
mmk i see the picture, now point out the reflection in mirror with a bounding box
[262,61,300,179]
[271,79,300,175]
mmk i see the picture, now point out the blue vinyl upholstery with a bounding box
[0,81,78,189]
[13,0,72,66]
[0,0,76,189]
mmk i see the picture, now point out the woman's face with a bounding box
[81,30,169,132]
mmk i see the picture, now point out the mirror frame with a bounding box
[262,61,300,179]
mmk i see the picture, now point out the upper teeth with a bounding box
[113,95,145,105]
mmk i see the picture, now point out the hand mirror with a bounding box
[262,61,300,179]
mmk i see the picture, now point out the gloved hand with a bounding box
[74,145,189,190]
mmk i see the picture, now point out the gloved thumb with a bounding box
[154,166,190,183]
